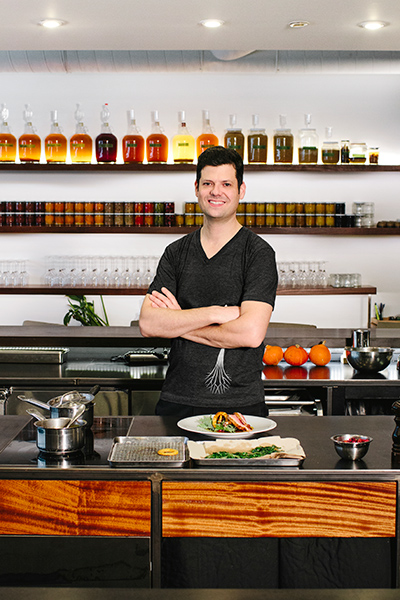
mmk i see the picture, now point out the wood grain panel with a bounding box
[0,480,151,536]
[162,481,397,538]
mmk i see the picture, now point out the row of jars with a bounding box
[0,200,367,229]
[0,201,176,227]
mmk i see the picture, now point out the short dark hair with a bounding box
[196,146,244,189]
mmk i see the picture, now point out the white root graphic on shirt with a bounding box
[205,348,231,394]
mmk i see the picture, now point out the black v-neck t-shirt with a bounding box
[147,227,277,408]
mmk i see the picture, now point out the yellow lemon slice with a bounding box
[157,448,179,456]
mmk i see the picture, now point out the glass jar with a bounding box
[45,202,54,227]
[114,202,124,227]
[94,202,104,227]
[349,142,367,164]
[369,147,379,165]
[84,201,94,226]
[321,141,340,164]
[298,128,319,164]
[74,201,84,226]
[273,129,293,164]
[104,202,114,226]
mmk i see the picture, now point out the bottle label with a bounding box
[98,141,115,148]
[126,142,138,148]
[302,146,318,150]
[46,142,62,148]
[253,144,266,149]
[71,142,86,148]
[150,142,162,148]
[228,144,242,150]
[19,143,36,148]
[276,145,291,150]
[178,142,189,147]
[0,142,14,147]
[201,143,216,149]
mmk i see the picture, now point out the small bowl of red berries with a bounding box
[331,434,373,461]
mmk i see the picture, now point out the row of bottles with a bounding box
[0,104,216,165]
[0,104,378,166]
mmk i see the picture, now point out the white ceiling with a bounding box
[0,0,399,53]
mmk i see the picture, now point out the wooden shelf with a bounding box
[0,285,377,296]
[0,225,398,235]
[0,163,398,173]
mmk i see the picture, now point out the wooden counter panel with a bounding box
[162,481,397,538]
[0,480,151,536]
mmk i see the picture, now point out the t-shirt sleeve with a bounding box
[241,240,278,309]
[146,245,177,296]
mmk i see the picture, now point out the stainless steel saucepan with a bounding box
[34,417,87,454]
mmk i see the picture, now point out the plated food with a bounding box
[177,413,277,439]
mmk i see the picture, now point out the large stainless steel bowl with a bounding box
[345,346,393,372]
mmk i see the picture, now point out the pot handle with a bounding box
[89,385,101,397]
[18,395,51,411]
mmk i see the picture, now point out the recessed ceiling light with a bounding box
[38,19,67,29]
[199,19,225,29]
[289,21,310,29]
[358,21,388,30]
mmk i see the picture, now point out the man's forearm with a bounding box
[182,301,273,349]
[139,296,240,339]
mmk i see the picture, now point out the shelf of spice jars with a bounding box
[0,225,398,235]
[0,163,399,172]
[0,285,377,296]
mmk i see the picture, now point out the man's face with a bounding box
[194,164,246,222]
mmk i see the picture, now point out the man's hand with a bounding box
[149,287,182,310]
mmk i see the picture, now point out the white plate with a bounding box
[177,414,277,439]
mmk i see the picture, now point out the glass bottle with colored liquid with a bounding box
[45,110,67,163]
[273,114,293,164]
[224,114,244,159]
[19,104,41,163]
[70,104,93,163]
[247,114,268,164]
[196,110,219,157]
[95,104,118,163]
[122,109,145,163]
[0,104,16,163]
[172,110,195,163]
[298,113,319,164]
[146,110,168,163]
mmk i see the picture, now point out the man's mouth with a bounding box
[209,199,224,206]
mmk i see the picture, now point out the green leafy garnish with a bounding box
[197,415,237,433]
[206,445,281,459]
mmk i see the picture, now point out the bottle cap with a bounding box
[23,104,33,123]
[0,103,8,123]
[74,103,84,123]
[178,110,186,123]
[100,104,110,124]
[127,109,135,121]
[50,110,58,122]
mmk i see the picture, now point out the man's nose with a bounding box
[210,184,222,195]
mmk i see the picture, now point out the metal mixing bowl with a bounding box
[331,434,373,461]
[345,346,393,372]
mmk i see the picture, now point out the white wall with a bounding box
[1,70,399,328]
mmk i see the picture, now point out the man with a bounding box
[139,146,277,417]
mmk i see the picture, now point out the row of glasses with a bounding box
[278,261,328,289]
[43,256,160,288]
[0,260,29,287]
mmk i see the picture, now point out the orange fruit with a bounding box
[263,344,284,365]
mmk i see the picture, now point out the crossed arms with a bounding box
[139,287,273,349]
